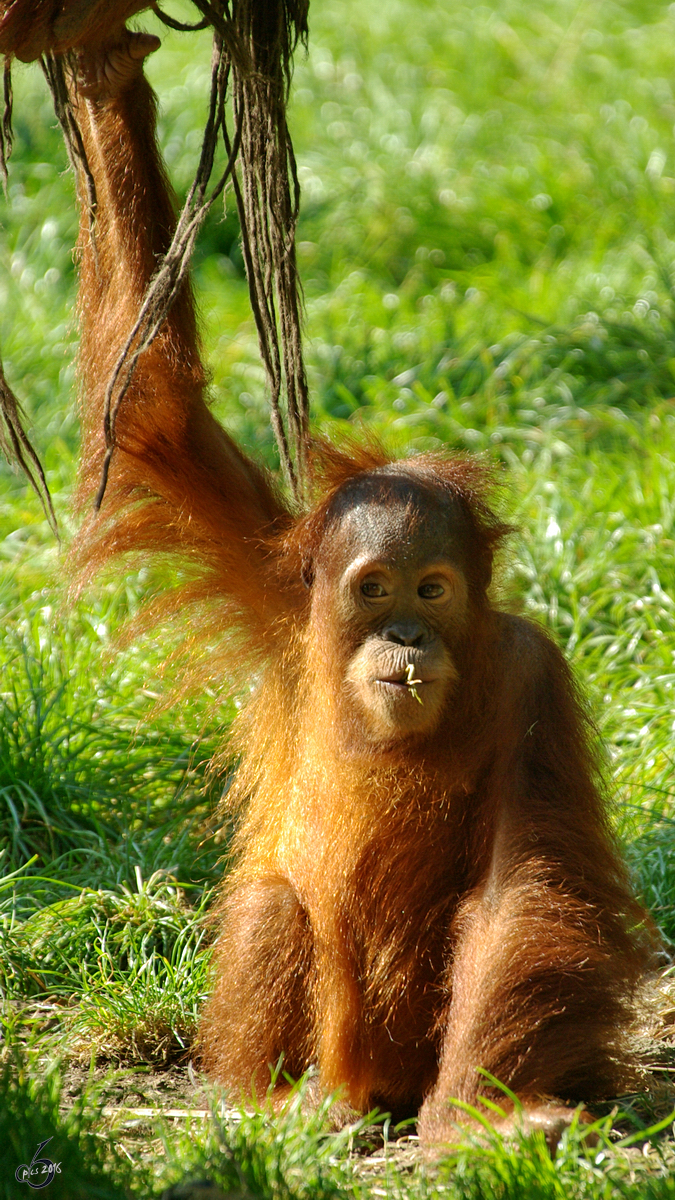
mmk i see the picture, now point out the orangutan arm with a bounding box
[66,28,294,642]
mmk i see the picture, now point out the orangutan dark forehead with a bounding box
[318,471,471,567]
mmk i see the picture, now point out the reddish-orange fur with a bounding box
[0,1,150,62]
[60,36,655,1139]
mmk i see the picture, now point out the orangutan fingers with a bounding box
[75,30,160,101]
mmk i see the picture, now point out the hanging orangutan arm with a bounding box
[71,32,204,465]
[67,28,294,637]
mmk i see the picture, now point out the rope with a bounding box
[152,3,210,33]
[0,359,58,536]
[0,59,13,193]
[227,0,310,499]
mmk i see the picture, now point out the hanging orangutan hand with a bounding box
[74,28,161,100]
[0,0,152,62]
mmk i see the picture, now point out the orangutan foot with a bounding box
[418,1099,598,1154]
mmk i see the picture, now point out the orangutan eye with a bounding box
[361,581,388,598]
[418,582,445,600]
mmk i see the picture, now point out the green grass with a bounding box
[2,1058,675,1200]
[3,0,675,1195]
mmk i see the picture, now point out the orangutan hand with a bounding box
[74,28,161,100]
[0,0,152,63]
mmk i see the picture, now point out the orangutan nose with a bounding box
[383,620,426,647]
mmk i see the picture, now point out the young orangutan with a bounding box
[46,24,657,1144]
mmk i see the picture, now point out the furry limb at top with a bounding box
[0,0,311,518]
